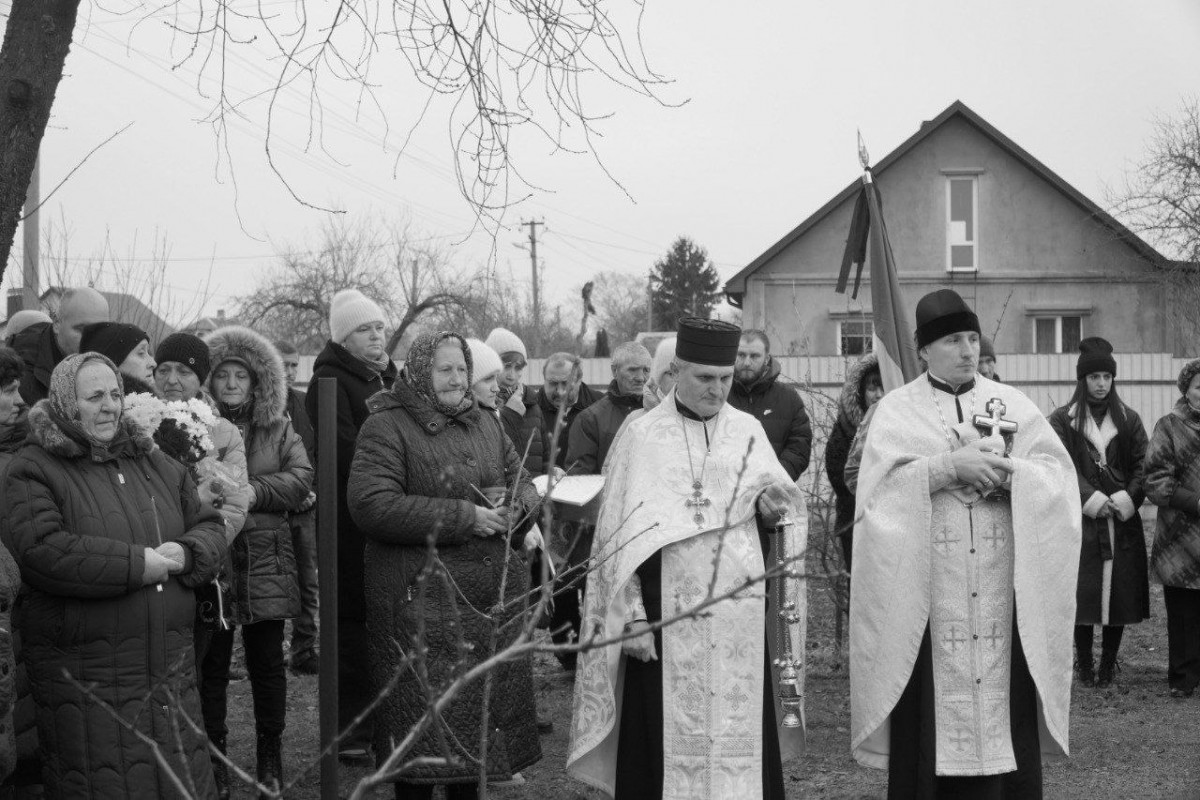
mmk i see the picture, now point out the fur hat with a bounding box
[651,337,677,384]
[155,332,212,383]
[1076,336,1117,380]
[329,289,386,345]
[484,327,526,360]
[4,309,51,342]
[205,326,288,428]
[1178,358,1200,397]
[466,338,503,382]
[79,322,150,367]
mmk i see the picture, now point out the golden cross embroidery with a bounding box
[983,523,1006,549]
[685,483,711,527]
[983,620,1005,650]
[943,625,968,653]
[933,527,961,555]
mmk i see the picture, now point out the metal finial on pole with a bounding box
[857,129,870,171]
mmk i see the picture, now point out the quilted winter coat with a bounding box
[348,380,542,785]
[1145,399,1200,589]
[500,385,550,475]
[206,326,312,625]
[0,406,226,799]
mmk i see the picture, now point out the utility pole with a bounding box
[21,155,39,310]
[520,219,544,349]
[646,273,653,332]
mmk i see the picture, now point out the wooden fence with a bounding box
[296,351,1189,435]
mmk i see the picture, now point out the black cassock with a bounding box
[612,549,786,800]
[887,609,1043,800]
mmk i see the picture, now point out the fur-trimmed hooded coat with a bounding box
[0,405,226,798]
[826,354,879,548]
[205,326,312,624]
[348,379,542,784]
[1145,398,1200,590]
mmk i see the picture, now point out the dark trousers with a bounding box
[548,521,594,668]
[888,621,1042,800]
[1163,585,1200,691]
[339,615,374,747]
[200,619,288,740]
[290,513,320,662]
[394,783,478,800]
[1073,624,1124,658]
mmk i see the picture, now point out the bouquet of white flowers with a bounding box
[124,393,231,503]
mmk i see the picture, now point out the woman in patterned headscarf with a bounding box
[1,353,226,798]
[349,331,542,800]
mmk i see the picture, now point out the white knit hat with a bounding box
[466,338,503,382]
[329,289,386,344]
[484,327,526,359]
[652,337,677,383]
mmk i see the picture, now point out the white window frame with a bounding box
[837,318,874,357]
[945,173,980,273]
[1031,315,1083,354]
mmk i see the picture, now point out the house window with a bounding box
[839,319,874,356]
[1033,316,1082,354]
[946,176,978,271]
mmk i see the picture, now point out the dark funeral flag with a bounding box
[836,173,920,390]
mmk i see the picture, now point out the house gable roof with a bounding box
[724,100,1168,305]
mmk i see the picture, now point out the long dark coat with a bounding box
[0,408,226,799]
[826,354,879,563]
[1049,401,1150,625]
[500,385,549,475]
[305,340,397,620]
[348,381,542,785]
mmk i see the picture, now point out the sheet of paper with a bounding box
[532,474,605,506]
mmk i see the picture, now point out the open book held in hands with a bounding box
[532,474,605,507]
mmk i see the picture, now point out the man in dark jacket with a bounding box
[536,352,600,468]
[728,330,813,482]
[11,287,109,405]
[304,289,398,761]
[552,343,650,669]
[278,341,319,675]
[565,342,651,474]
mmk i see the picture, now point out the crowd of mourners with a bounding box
[0,285,1196,799]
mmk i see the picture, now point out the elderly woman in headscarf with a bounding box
[349,331,542,800]
[0,353,226,798]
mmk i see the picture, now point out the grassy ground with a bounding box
[224,551,1200,798]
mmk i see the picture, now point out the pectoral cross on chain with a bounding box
[972,397,1018,455]
[685,482,711,528]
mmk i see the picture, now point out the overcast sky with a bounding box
[6,0,1199,326]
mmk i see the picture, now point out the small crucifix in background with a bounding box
[972,398,1018,456]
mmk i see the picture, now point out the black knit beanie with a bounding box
[79,322,150,368]
[155,332,212,383]
[1076,337,1116,380]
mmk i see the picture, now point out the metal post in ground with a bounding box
[317,377,340,800]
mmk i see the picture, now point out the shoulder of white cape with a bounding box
[878,374,1045,425]
[622,397,767,443]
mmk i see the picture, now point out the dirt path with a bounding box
[225,588,1199,799]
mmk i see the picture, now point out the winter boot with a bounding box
[210,735,231,800]
[1097,649,1119,688]
[1076,648,1095,687]
[256,732,283,799]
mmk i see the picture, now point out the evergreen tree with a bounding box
[650,236,722,330]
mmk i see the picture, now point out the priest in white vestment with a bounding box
[851,289,1080,799]
[568,317,807,800]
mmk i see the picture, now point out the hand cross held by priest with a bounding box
[850,288,1081,798]
[568,317,807,800]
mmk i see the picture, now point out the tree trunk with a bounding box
[0,0,82,285]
